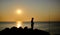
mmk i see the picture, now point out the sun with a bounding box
[17,9,22,14]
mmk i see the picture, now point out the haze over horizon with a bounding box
[0,0,60,22]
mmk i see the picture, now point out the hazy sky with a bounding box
[0,0,60,22]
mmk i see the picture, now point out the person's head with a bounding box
[32,17,34,20]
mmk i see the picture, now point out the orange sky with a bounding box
[0,0,60,22]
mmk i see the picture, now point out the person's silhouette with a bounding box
[31,18,34,30]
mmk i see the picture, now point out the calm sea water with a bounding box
[0,22,60,35]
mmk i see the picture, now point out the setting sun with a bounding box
[17,9,22,14]
[16,21,22,28]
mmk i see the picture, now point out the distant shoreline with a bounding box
[0,21,60,23]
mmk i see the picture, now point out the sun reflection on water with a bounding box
[16,21,22,28]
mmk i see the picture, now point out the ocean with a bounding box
[0,22,60,35]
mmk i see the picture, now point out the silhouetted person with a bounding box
[31,18,34,30]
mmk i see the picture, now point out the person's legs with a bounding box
[31,23,34,30]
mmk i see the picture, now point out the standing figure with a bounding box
[31,18,34,30]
